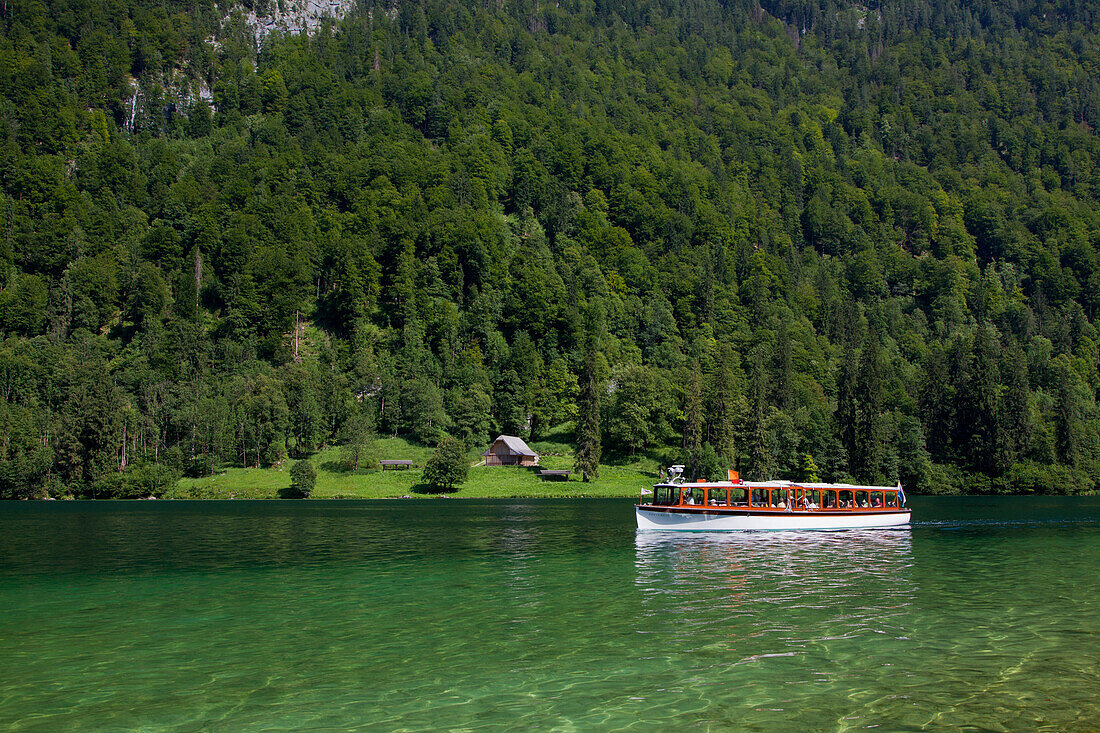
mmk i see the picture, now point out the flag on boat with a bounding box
[897,481,906,507]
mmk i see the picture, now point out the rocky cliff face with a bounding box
[244,0,362,42]
[118,0,363,130]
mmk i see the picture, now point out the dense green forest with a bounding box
[2,0,1100,498]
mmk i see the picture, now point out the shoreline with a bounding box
[159,442,658,501]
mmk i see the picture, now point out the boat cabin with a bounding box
[638,473,910,530]
[651,481,901,511]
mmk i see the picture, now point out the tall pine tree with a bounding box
[683,364,704,479]
[574,350,602,482]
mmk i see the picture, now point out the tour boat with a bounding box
[636,467,910,531]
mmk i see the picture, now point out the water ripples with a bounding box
[0,497,1098,730]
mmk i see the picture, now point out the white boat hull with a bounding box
[635,506,911,531]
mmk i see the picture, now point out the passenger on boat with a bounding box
[872,497,882,507]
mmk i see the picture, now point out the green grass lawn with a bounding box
[170,436,657,499]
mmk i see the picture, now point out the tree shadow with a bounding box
[410,482,447,495]
[600,452,635,467]
[321,461,382,476]
[531,467,573,483]
[278,487,305,499]
[600,446,672,472]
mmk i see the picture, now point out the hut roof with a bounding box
[481,435,537,457]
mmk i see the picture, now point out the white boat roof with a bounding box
[662,480,901,491]
[798,482,900,491]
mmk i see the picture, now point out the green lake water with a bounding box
[1,497,1097,731]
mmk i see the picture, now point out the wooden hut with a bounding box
[481,435,539,467]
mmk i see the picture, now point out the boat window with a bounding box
[684,488,705,505]
[750,488,767,506]
[730,488,749,506]
[856,491,870,508]
[822,491,837,508]
[885,493,898,507]
[770,489,787,508]
[838,490,854,508]
[654,486,676,505]
[708,488,727,506]
[795,489,820,509]
[870,491,884,508]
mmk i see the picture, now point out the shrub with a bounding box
[923,462,966,495]
[91,464,181,499]
[1000,462,1094,495]
[289,460,316,498]
[423,436,468,493]
[185,454,214,478]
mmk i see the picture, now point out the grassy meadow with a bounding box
[169,436,658,500]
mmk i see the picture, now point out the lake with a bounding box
[1,496,1097,730]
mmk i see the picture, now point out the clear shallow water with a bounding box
[0,497,1097,731]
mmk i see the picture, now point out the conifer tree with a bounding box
[796,453,821,482]
[1052,356,1082,467]
[683,365,704,479]
[836,349,859,476]
[708,345,738,468]
[920,346,956,463]
[774,323,792,410]
[574,352,602,482]
[740,348,776,480]
[854,337,885,483]
[998,346,1030,469]
[964,325,1001,474]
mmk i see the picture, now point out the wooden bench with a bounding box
[380,460,413,470]
[539,470,571,481]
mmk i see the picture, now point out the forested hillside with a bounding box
[2,0,1100,498]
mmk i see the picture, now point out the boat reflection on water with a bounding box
[633,529,916,651]
[635,527,914,567]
